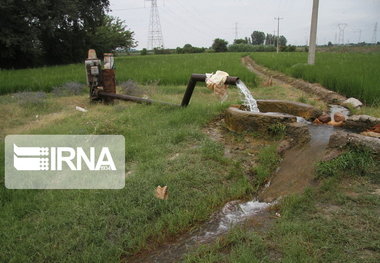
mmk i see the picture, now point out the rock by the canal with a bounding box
[334,112,346,122]
[318,113,331,123]
[342,97,363,108]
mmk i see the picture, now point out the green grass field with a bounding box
[0,86,257,261]
[1,53,379,262]
[0,53,256,95]
[251,52,380,105]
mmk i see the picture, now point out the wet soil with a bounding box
[259,124,335,202]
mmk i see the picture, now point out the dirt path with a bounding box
[241,56,347,104]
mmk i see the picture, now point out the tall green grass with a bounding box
[0,64,85,94]
[251,52,380,105]
[0,53,256,95]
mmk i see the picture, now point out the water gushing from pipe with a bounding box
[236,80,260,112]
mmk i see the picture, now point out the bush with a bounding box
[141,48,147,55]
[176,44,206,54]
[228,44,276,52]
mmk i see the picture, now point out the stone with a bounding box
[333,112,346,122]
[343,115,380,132]
[342,97,363,108]
[361,131,380,138]
[327,120,344,127]
[256,100,322,120]
[286,122,311,145]
[318,113,331,123]
[224,106,296,133]
[367,124,380,133]
[329,130,380,154]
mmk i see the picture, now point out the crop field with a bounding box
[0,53,256,95]
[1,52,379,262]
[251,52,380,105]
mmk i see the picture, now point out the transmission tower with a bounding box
[372,22,378,43]
[146,0,164,50]
[338,23,347,45]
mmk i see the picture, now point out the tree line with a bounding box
[0,0,136,69]
[142,30,294,55]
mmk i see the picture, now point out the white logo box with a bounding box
[5,135,125,189]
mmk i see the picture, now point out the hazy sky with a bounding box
[110,0,380,49]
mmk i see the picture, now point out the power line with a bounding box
[146,0,164,50]
[112,6,147,12]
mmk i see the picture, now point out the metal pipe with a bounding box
[98,91,179,107]
[181,74,239,107]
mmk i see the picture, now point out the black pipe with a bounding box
[181,74,239,107]
[98,91,180,107]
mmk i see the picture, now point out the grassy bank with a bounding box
[0,53,256,95]
[251,52,380,105]
[184,146,380,262]
[0,85,256,261]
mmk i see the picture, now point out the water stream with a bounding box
[236,80,260,113]
[129,102,349,262]
[128,200,272,263]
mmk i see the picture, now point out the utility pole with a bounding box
[146,0,164,50]
[274,17,283,53]
[308,0,319,65]
[234,22,238,40]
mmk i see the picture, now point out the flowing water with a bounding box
[259,124,336,202]
[129,105,349,262]
[128,200,272,263]
[236,80,260,112]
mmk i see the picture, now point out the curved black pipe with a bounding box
[181,74,239,107]
[98,91,179,107]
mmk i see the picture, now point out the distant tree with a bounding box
[0,0,137,69]
[183,44,193,53]
[251,31,266,45]
[89,16,137,56]
[328,41,333,46]
[212,38,228,52]
[176,47,183,54]
[278,35,287,46]
[233,39,248,45]
[245,37,252,45]
[141,48,148,55]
